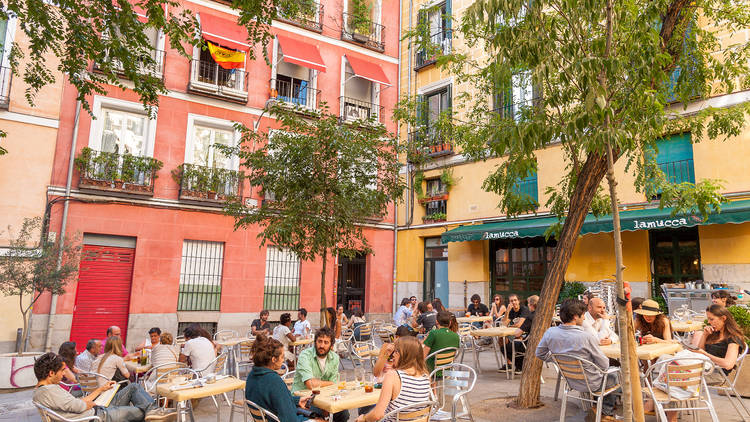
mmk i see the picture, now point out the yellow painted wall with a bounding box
[447,239,488,282]
[566,231,651,283]
[699,222,750,265]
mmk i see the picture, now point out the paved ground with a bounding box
[2,350,748,421]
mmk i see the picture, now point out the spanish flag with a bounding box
[206,40,246,69]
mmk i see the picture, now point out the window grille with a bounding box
[264,246,301,310]
[178,240,224,311]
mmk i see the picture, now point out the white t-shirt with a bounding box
[273,325,295,361]
[293,319,311,337]
[182,337,216,374]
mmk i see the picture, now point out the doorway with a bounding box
[337,253,367,313]
[424,237,448,304]
[649,227,702,294]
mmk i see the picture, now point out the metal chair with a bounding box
[377,400,437,422]
[706,342,750,420]
[282,370,295,390]
[552,353,621,422]
[195,353,230,407]
[356,322,374,344]
[237,340,255,374]
[426,347,459,371]
[351,341,378,369]
[429,363,476,422]
[142,361,186,396]
[148,367,201,410]
[230,399,281,422]
[75,372,111,396]
[376,327,395,346]
[214,330,239,342]
[34,401,102,422]
[508,335,529,380]
[644,355,719,422]
[457,324,483,373]
[175,335,186,348]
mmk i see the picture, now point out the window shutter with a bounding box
[446,84,452,116]
[415,94,426,126]
[444,0,452,39]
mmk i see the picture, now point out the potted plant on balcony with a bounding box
[349,0,372,42]
[422,212,447,224]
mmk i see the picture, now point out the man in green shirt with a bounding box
[291,327,347,422]
[423,311,461,372]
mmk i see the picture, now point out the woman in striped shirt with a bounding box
[355,337,432,422]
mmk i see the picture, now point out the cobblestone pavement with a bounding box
[2,351,747,421]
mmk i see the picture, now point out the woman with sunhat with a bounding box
[634,299,672,344]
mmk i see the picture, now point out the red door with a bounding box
[70,245,135,352]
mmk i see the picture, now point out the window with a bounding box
[0,14,16,106]
[665,20,701,103]
[272,39,319,110]
[425,178,445,196]
[185,115,238,170]
[415,1,451,68]
[340,60,379,122]
[412,85,452,155]
[277,0,323,32]
[513,170,538,205]
[264,246,301,310]
[342,0,384,50]
[654,133,695,184]
[178,240,225,311]
[177,322,217,337]
[425,199,446,215]
[491,237,556,294]
[189,42,248,102]
[98,26,165,78]
[88,97,157,157]
[493,71,537,121]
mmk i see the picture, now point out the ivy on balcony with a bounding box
[74,147,162,195]
[172,163,243,204]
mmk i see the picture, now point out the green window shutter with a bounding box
[415,94,426,126]
[655,133,695,184]
[444,0,452,38]
[513,169,538,206]
[0,19,7,56]
[446,84,452,115]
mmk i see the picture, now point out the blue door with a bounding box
[434,260,449,305]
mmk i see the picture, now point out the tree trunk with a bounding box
[19,294,27,355]
[517,152,611,407]
[320,249,329,328]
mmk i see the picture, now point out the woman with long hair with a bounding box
[93,336,130,385]
[490,294,506,323]
[355,336,432,422]
[244,334,321,422]
[326,307,340,339]
[634,299,672,343]
[57,341,81,394]
[431,298,446,313]
[711,290,737,307]
[697,304,746,384]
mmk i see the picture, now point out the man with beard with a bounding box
[291,327,348,422]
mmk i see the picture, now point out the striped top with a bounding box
[384,370,431,420]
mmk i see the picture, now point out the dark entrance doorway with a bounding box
[337,253,367,313]
[424,237,448,303]
[649,227,702,293]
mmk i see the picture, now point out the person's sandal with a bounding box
[145,408,177,420]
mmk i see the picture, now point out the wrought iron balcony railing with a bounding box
[339,96,384,124]
[74,147,162,196]
[415,30,452,69]
[277,3,324,32]
[176,163,243,204]
[271,77,321,110]
[341,12,385,51]
[189,59,248,102]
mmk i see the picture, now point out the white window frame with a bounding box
[271,37,318,110]
[339,56,381,121]
[190,38,247,94]
[0,12,17,67]
[87,96,158,157]
[184,113,240,171]
[510,70,533,121]
[342,0,382,34]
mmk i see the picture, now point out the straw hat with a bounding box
[634,299,662,316]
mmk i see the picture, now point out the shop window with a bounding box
[178,240,225,311]
[491,237,556,295]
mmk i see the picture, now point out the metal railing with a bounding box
[408,126,453,158]
[95,49,166,78]
[492,95,539,121]
[425,199,447,215]
[178,240,224,311]
[277,3,324,32]
[75,148,160,194]
[342,12,385,51]
[190,59,248,95]
[263,247,301,311]
[0,66,10,108]
[271,77,320,110]
[415,30,452,69]
[659,158,695,184]
[339,96,384,123]
[177,163,243,202]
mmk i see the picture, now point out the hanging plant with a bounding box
[440,168,456,192]
[414,170,425,199]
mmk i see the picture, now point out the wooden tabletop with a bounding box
[457,315,493,323]
[294,384,380,414]
[124,361,152,374]
[470,327,517,338]
[600,342,683,360]
[215,337,254,347]
[156,376,245,402]
[670,320,704,333]
[291,337,314,347]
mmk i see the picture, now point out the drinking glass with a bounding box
[338,373,347,391]
[356,368,365,387]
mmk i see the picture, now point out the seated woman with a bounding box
[697,304,745,385]
[273,313,297,369]
[150,332,180,367]
[245,334,321,422]
[490,294,506,324]
[92,336,130,385]
[355,337,432,422]
[711,290,737,307]
[57,341,82,396]
[634,299,672,343]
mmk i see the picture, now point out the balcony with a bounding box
[491,96,539,121]
[408,126,453,159]
[94,49,166,80]
[339,96,384,124]
[277,3,324,32]
[0,66,10,109]
[341,12,385,52]
[659,158,695,184]
[271,77,321,111]
[415,30,452,70]
[174,163,243,205]
[74,147,162,196]
[188,59,248,103]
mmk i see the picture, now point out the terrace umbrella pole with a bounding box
[605,141,644,421]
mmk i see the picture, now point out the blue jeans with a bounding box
[95,383,155,422]
[600,373,620,416]
[310,405,349,422]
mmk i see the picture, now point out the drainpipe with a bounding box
[393,0,405,314]
[44,100,81,352]
[406,0,414,228]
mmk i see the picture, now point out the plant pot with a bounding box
[0,352,44,389]
[352,32,369,43]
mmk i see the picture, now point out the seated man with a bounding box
[536,299,619,421]
[33,352,172,422]
[582,298,619,345]
[293,308,312,338]
[422,311,460,373]
[103,326,129,357]
[135,327,161,352]
[75,339,101,373]
[179,324,216,374]
[292,327,348,422]
[251,310,272,336]
[501,295,538,373]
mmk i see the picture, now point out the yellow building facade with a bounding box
[0,18,65,353]
[395,0,750,309]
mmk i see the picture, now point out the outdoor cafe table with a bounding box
[670,320,704,333]
[457,315,493,324]
[293,384,380,421]
[124,360,152,383]
[599,341,683,360]
[291,337,314,363]
[215,337,254,377]
[470,327,518,378]
[156,376,245,422]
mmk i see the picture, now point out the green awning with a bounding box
[441,199,750,244]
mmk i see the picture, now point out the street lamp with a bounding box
[253,98,278,132]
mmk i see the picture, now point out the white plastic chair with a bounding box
[552,353,621,422]
[644,355,719,422]
[706,342,750,420]
[35,402,102,422]
[429,363,476,422]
